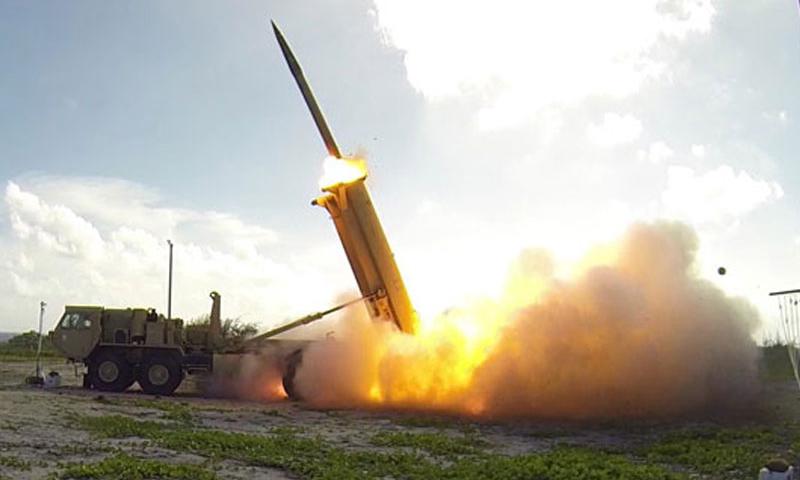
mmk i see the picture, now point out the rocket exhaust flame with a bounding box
[319,156,367,190]
[293,222,760,419]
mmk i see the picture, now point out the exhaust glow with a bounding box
[294,222,761,419]
[319,156,367,190]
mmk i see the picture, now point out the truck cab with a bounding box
[51,306,103,361]
[51,304,205,395]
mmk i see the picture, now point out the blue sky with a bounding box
[1,0,798,338]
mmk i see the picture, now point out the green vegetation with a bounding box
[392,415,456,429]
[94,397,194,424]
[0,330,58,359]
[371,431,487,456]
[0,455,31,471]
[129,399,193,424]
[760,344,797,382]
[78,415,683,479]
[644,426,793,478]
[447,447,683,480]
[57,454,215,480]
[0,421,19,432]
[186,315,257,351]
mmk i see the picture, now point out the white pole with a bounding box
[35,300,46,379]
[167,240,173,320]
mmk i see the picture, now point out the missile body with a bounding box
[271,21,341,159]
[271,21,418,334]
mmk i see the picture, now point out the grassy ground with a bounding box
[75,414,684,480]
[0,348,798,479]
[0,348,60,362]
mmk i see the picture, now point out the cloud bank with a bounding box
[0,177,345,332]
[373,0,716,129]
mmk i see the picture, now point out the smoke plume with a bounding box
[294,222,760,419]
[203,350,287,401]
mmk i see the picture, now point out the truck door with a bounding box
[52,310,102,361]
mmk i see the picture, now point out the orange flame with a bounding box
[359,288,541,414]
[319,156,367,190]
[291,223,761,419]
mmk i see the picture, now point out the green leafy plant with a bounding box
[371,431,488,456]
[0,455,31,471]
[644,426,792,478]
[78,415,685,480]
[57,454,215,480]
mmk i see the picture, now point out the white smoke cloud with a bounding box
[372,0,716,129]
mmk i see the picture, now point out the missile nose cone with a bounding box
[270,20,283,39]
[271,21,290,57]
[269,20,342,159]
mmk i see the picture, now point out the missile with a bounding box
[271,20,418,334]
[271,20,342,159]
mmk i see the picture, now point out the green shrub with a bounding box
[0,331,58,359]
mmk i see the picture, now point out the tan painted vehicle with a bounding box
[52,292,223,395]
[50,292,364,397]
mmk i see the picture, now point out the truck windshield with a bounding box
[59,313,91,330]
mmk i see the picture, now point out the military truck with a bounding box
[51,292,224,395]
[50,291,370,397]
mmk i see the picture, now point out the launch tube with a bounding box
[315,179,417,334]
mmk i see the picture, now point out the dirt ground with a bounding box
[1,357,800,480]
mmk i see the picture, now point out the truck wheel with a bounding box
[282,350,303,401]
[138,353,183,396]
[88,350,135,392]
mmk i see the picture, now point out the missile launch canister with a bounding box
[313,179,418,334]
[271,21,418,334]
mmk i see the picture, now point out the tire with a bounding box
[88,349,135,392]
[138,352,184,396]
[282,349,303,401]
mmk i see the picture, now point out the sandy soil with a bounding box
[1,358,799,479]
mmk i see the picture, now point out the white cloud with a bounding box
[416,199,440,216]
[691,144,706,157]
[661,164,783,224]
[372,0,715,129]
[638,141,674,164]
[6,182,105,260]
[0,178,351,332]
[761,110,789,125]
[587,113,643,147]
